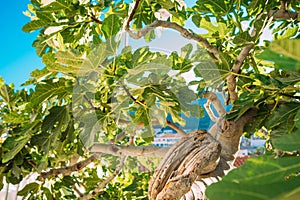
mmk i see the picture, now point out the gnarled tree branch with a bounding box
[126,0,141,30]
[148,130,221,200]
[126,20,221,61]
[90,143,169,158]
[204,101,217,122]
[219,108,258,161]
[227,43,254,103]
[203,92,226,117]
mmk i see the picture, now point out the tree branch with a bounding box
[73,185,84,197]
[148,130,221,200]
[268,0,298,20]
[126,0,141,30]
[226,43,254,103]
[79,156,127,200]
[166,120,187,136]
[110,131,128,143]
[268,9,298,20]
[39,154,101,181]
[90,143,169,158]
[279,93,300,100]
[204,101,217,122]
[219,108,258,161]
[203,92,226,117]
[83,94,99,110]
[280,0,286,10]
[88,14,103,25]
[126,20,220,61]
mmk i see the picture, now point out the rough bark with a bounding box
[269,9,298,20]
[148,98,257,200]
[148,130,221,200]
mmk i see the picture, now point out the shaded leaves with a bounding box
[31,78,72,107]
[206,156,300,200]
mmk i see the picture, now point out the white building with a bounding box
[238,135,265,155]
[153,134,180,147]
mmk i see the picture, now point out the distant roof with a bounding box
[234,155,250,167]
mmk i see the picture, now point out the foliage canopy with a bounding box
[1,0,300,199]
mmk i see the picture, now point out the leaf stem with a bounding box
[83,95,99,110]
[118,80,145,107]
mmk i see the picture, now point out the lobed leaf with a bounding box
[272,109,300,151]
[17,182,40,196]
[266,102,300,130]
[2,132,31,163]
[22,20,47,33]
[206,156,300,200]
[31,78,71,107]
[270,39,300,62]
[101,14,122,39]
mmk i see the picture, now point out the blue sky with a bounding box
[0,1,43,87]
[0,1,196,88]
[0,0,271,89]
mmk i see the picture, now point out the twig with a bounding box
[279,93,300,100]
[118,81,186,136]
[39,154,101,181]
[126,20,220,61]
[226,6,284,104]
[79,156,127,200]
[83,95,99,110]
[73,185,84,197]
[89,14,103,25]
[118,81,144,106]
[125,0,141,30]
[166,120,187,137]
[110,131,128,143]
[280,0,286,10]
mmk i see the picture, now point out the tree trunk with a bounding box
[148,107,257,200]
